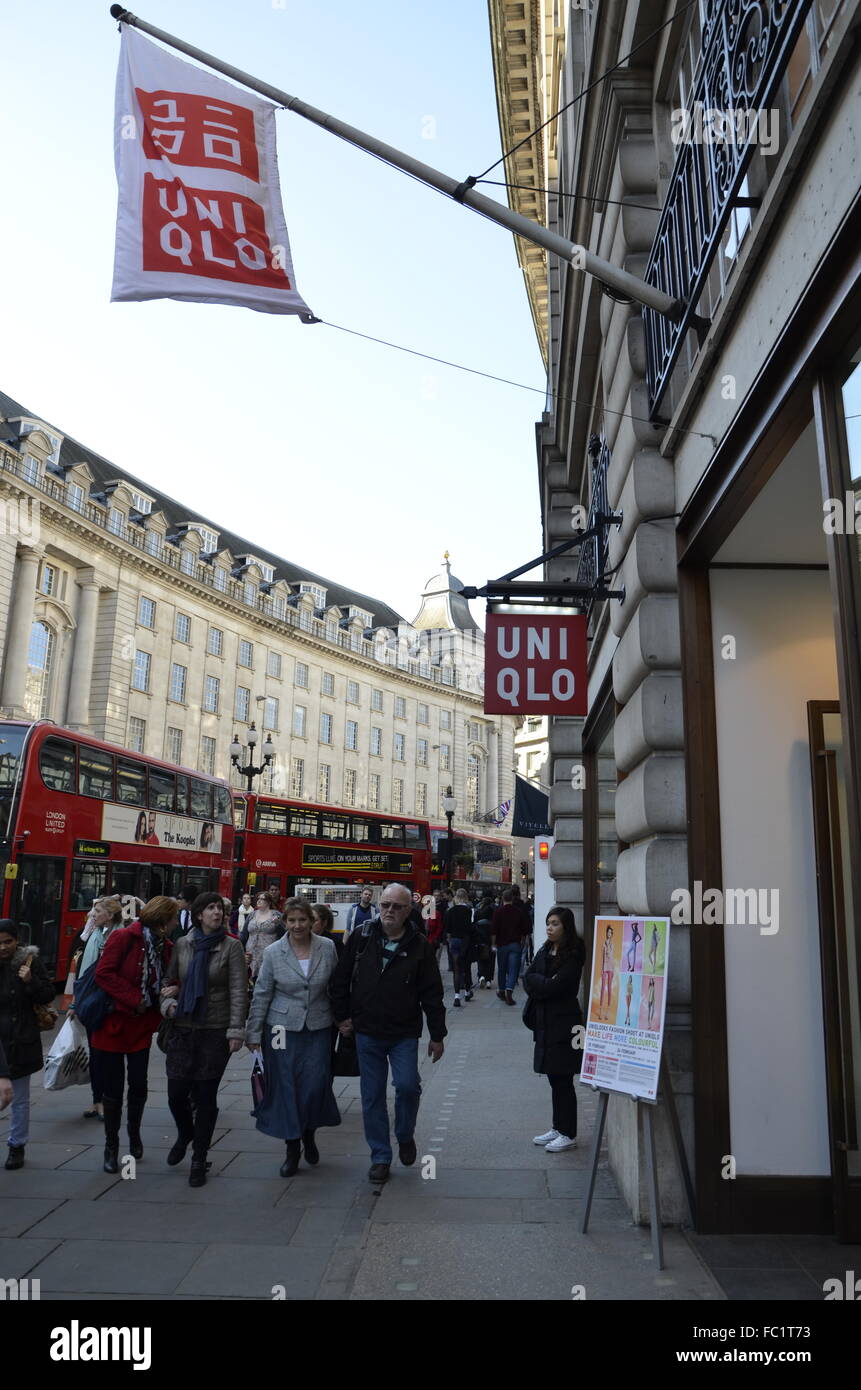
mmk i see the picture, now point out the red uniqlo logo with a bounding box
[141,175,291,288]
[484,613,587,715]
[136,89,260,181]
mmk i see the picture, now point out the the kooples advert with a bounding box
[483,614,587,715]
[580,916,670,1101]
[101,803,222,853]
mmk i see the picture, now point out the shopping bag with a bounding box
[44,1015,90,1091]
[250,1049,266,1109]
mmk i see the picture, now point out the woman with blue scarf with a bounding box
[160,892,247,1187]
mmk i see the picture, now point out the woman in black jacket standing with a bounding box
[524,906,585,1153]
[0,920,56,1170]
[444,890,476,1006]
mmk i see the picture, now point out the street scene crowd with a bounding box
[0,883,585,1187]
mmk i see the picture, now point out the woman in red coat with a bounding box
[93,895,176,1173]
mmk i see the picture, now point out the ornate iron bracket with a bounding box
[460,511,625,609]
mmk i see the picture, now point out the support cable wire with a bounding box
[474,0,699,180]
[318,319,718,444]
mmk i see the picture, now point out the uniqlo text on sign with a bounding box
[484,614,588,715]
[112,27,312,317]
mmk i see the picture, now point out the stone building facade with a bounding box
[491,0,861,1240]
[0,389,516,842]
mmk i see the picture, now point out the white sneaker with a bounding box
[533,1129,560,1146]
[545,1134,577,1152]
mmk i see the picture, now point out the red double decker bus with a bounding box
[0,720,235,979]
[232,793,432,905]
[430,826,513,894]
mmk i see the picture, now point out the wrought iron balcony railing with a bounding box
[643,0,814,416]
[576,433,611,618]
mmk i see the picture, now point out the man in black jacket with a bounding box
[330,882,446,1183]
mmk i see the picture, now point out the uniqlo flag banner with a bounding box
[112,27,312,316]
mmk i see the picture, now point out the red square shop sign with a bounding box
[484,614,587,715]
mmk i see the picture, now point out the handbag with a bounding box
[250,1049,266,1108]
[72,964,114,1032]
[522,995,537,1030]
[44,1015,90,1090]
[156,1016,175,1054]
[34,1002,60,1031]
[332,1028,361,1077]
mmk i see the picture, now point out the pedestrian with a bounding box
[92,896,175,1173]
[241,892,285,983]
[76,895,124,1120]
[408,891,426,933]
[160,891,248,1187]
[330,882,446,1184]
[174,886,196,939]
[472,894,496,988]
[246,897,341,1176]
[444,889,476,1006]
[491,887,531,1004]
[343,886,378,937]
[426,895,446,963]
[0,921,56,1170]
[524,905,586,1152]
[230,892,254,936]
[311,904,344,960]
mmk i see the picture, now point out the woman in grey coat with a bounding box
[246,896,341,1177]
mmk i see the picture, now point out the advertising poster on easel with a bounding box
[579,916,670,1100]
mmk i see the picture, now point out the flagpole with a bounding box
[108,6,682,322]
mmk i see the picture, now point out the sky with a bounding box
[0,0,545,625]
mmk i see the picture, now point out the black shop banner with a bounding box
[301,845,413,874]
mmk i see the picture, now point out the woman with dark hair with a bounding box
[134,811,148,844]
[92,896,176,1173]
[199,822,216,850]
[311,904,343,961]
[246,896,341,1175]
[0,920,56,1170]
[524,905,586,1153]
[160,891,248,1187]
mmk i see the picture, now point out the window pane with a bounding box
[380,821,404,845]
[78,747,114,800]
[116,757,146,805]
[214,785,232,824]
[40,736,75,792]
[148,767,175,812]
[289,809,319,836]
[255,801,289,834]
[70,860,108,910]
[175,773,190,815]
[351,818,371,842]
[190,778,213,819]
[403,822,423,848]
[321,814,349,840]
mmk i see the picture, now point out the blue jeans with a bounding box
[8,1075,31,1147]
[355,1033,422,1165]
[497,942,522,993]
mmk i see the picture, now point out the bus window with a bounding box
[149,768,175,813]
[289,808,319,837]
[379,822,405,846]
[70,859,108,910]
[320,814,349,840]
[256,802,289,834]
[350,818,371,842]
[40,736,76,793]
[214,785,232,824]
[232,796,248,831]
[175,775,191,816]
[190,778,213,820]
[116,757,146,806]
[78,747,114,800]
[403,822,423,849]
[110,862,147,900]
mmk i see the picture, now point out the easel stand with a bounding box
[579,1056,695,1270]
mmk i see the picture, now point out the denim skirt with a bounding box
[253,1024,341,1141]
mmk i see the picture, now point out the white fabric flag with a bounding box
[112,27,313,317]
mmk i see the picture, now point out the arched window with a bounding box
[25,620,55,719]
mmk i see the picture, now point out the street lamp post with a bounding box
[229,721,275,793]
[441,785,456,892]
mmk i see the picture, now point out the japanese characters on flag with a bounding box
[112,27,312,316]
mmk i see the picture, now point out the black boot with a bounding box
[127,1094,146,1161]
[280,1140,301,1177]
[189,1104,218,1188]
[102,1097,122,1174]
[5,1145,25,1170]
[302,1130,319,1165]
[167,1092,195,1166]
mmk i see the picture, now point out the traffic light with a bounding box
[520,861,528,878]
[538,840,550,860]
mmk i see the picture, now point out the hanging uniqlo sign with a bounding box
[112,27,312,316]
[484,614,588,715]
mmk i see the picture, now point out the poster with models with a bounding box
[101,803,222,854]
[579,916,670,1100]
